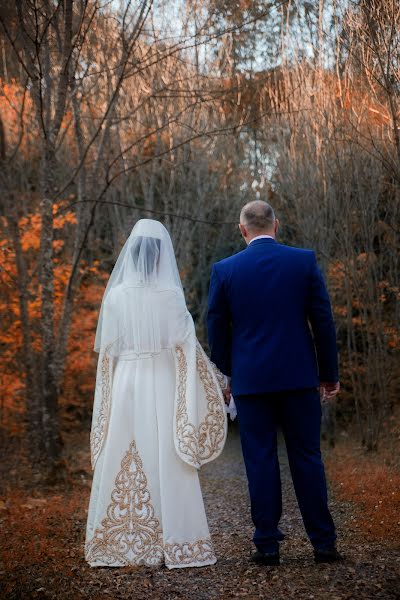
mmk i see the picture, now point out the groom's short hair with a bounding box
[240,201,276,233]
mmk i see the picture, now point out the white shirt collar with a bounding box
[249,235,274,245]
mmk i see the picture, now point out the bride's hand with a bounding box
[223,378,232,405]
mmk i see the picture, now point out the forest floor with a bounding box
[1,426,399,600]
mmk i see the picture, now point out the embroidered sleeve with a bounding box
[90,346,113,469]
[210,361,228,391]
[174,341,227,469]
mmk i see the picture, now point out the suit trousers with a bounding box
[234,389,336,554]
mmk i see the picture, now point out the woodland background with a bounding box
[0,2,400,598]
[0,0,399,487]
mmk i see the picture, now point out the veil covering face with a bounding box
[87,220,228,569]
[94,219,186,359]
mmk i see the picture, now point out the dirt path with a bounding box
[2,428,399,599]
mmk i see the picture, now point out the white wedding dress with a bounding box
[85,220,227,569]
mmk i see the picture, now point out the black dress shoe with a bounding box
[251,550,280,566]
[314,547,344,564]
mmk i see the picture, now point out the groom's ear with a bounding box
[274,219,280,236]
[239,223,247,238]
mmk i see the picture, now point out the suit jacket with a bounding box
[207,238,339,396]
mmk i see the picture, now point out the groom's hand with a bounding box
[320,381,340,402]
[223,378,232,405]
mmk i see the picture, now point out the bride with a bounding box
[85,219,228,569]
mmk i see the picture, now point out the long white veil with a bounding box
[94,219,185,359]
[90,219,227,476]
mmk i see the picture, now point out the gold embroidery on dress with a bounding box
[175,342,226,468]
[175,345,200,466]
[90,347,112,468]
[164,537,216,566]
[85,439,163,566]
[210,362,228,391]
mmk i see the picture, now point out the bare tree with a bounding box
[0,0,258,475]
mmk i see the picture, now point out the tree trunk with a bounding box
[39,146,63,472]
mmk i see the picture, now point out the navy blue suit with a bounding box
[207,238,338,553]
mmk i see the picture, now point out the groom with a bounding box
[207,201,342,566]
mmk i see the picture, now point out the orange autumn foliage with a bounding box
[0,488,85,571]
[62,277,107,415]
[0,206,106,430]
[0,81,37,158]
[327,257,400,415]
[328,258,400,348]
[0,79,76,160]
[326,443,400,545]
